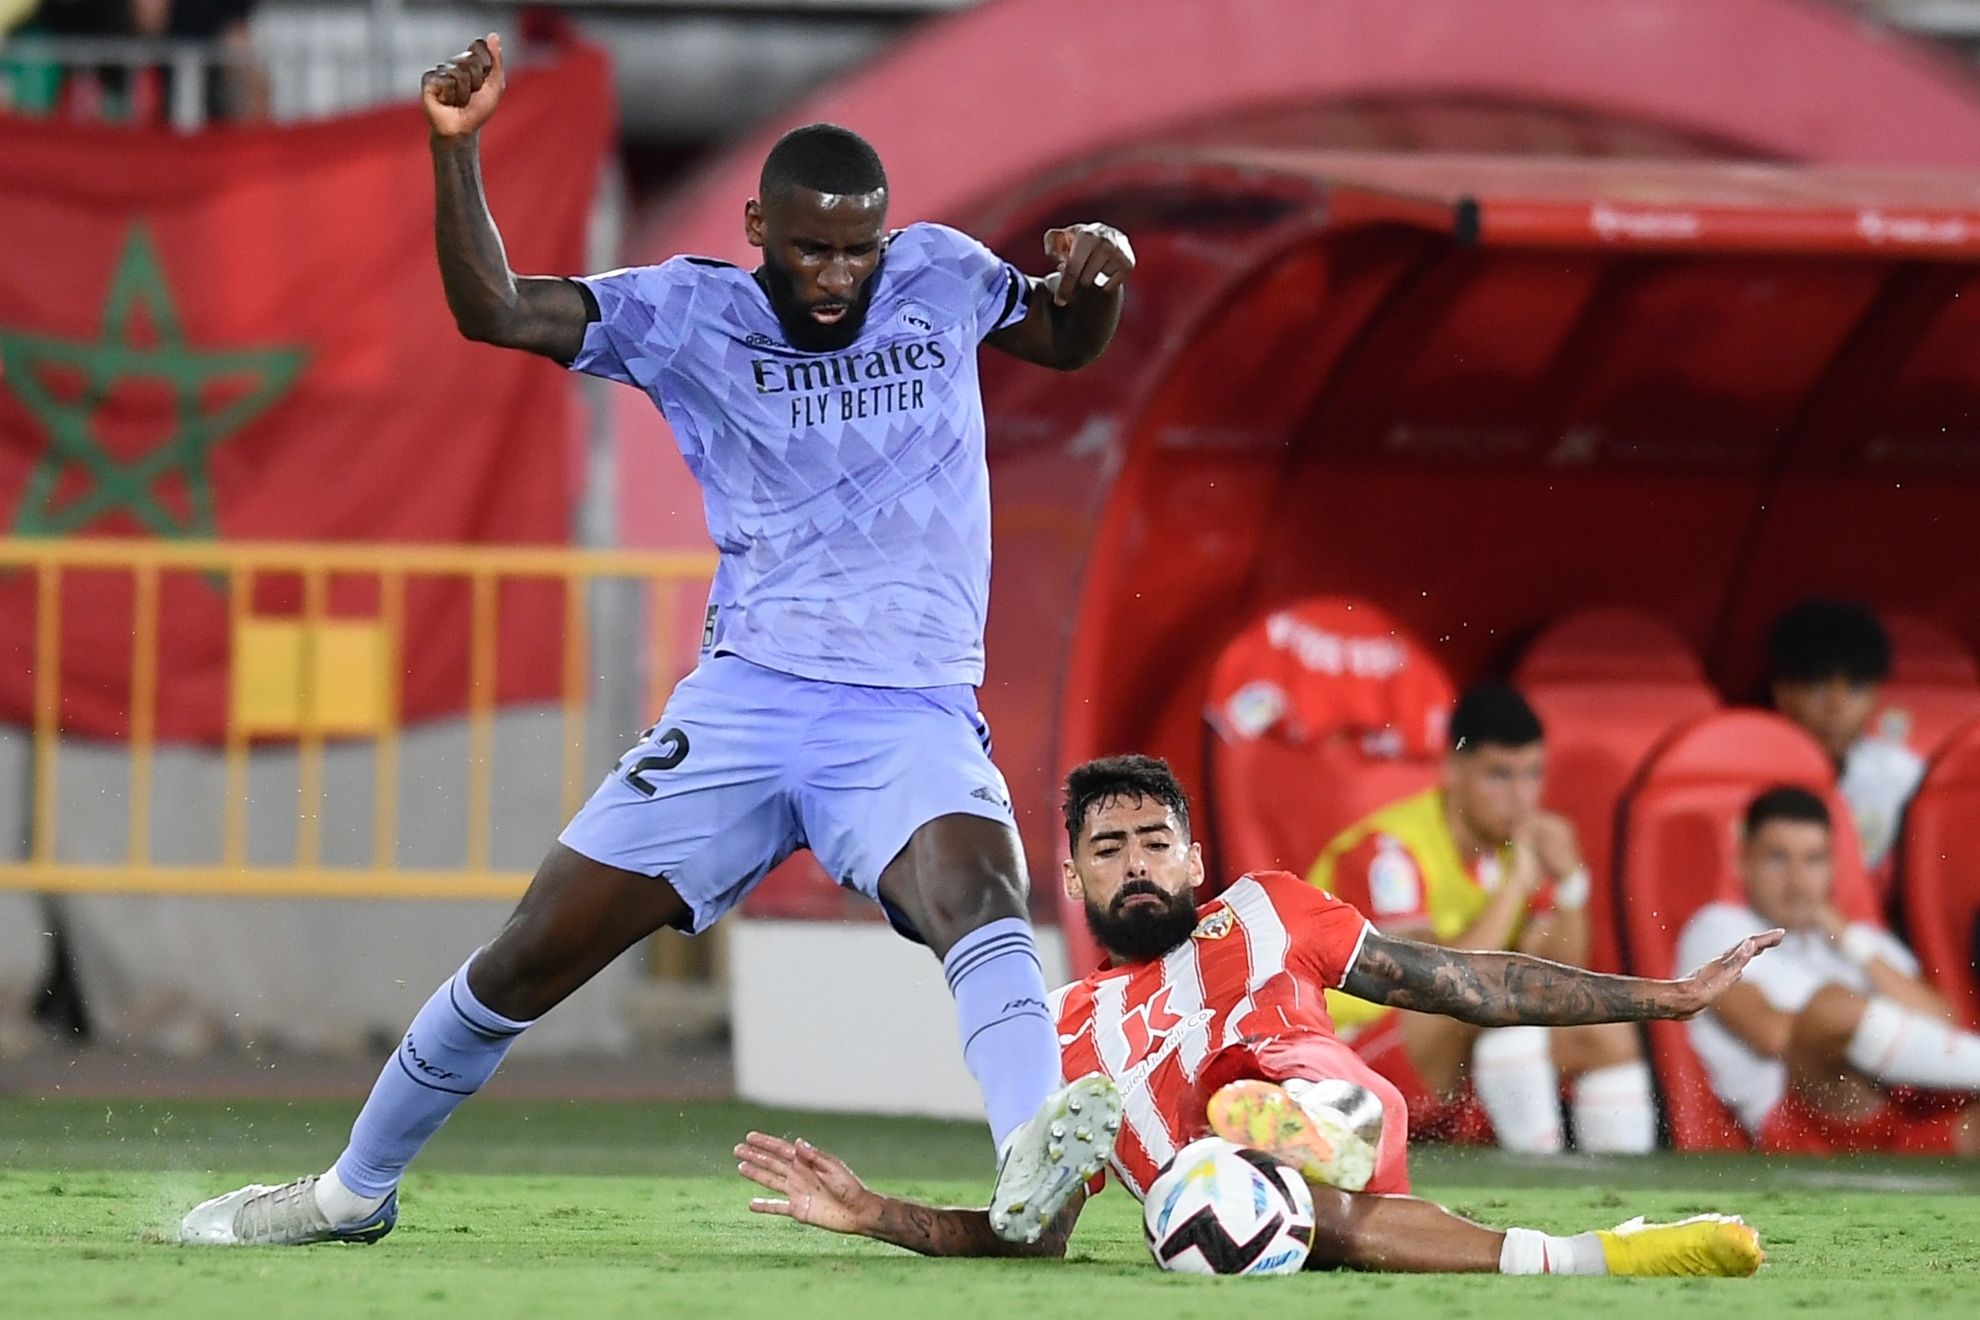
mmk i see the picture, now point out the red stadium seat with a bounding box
[1203,598,1454,886]
[1514,609,1718,971]
[1895,719,1980,1028]
[1875,614,1980,759]
[1617,710,1877,1150]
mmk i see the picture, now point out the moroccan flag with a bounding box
[0,45,614,741]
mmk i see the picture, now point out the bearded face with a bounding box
[1063,789,1205,965]
[757,247,881,353]
[1082,878,1200,964]
[747,187,888,354]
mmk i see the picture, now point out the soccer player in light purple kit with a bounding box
[181,34,1134,1249]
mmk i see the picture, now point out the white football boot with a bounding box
[179,1175,397,1246]
[987,1073,1123,1244]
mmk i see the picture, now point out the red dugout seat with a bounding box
[1617,710,1878,1149]
[1203,599,1454,886]
[1875,615,1980,759]
[1514,609,1718,972]
[1896,719,1980,1028]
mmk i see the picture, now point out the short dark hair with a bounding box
[1743,784,1831,838]
[1449,685,1544,753]
[1767,598,1892,685]
[1063,754,1191,850]
[759,124,887,203]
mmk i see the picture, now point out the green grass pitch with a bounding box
[5,1095,1980,1319]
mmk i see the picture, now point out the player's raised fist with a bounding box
[422,34,505,138]
[1044,223,1134,306]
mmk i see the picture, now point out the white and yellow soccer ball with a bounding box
[1142,1136,1314,1276]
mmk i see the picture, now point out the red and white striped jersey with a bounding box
[1048,870,1371,1200]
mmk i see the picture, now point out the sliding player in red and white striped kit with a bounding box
[737,755,1778,1276]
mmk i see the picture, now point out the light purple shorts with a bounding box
[558,653,1014,933]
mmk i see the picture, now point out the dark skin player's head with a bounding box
[1061,755,1205,965]
[746,124,889,352]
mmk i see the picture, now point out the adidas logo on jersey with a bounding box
[744,332,779,349]
[970,784,1011,812]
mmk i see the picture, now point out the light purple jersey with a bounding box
[569,222,1031,688]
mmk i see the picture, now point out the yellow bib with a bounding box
[1308,788,1515,1034]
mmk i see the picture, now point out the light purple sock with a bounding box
[942,916,1060,1150]
[333,957,531,1197]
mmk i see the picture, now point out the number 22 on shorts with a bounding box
[623,727,690,796]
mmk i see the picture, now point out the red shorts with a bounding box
[1193,1031,1413,1195]
[1347,1012,1494,1145]
[1758,1086,1967,1155]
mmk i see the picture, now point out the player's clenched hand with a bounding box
[736,1132,878,1237]
[1527,812,1583,881]
[1044,223,1134,306]
[1505,826,1545,899]
[1670,928,1785,1016]
[422,33,505,138]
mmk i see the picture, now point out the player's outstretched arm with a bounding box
[734,1132,1079,1259]
[423,34,590,363]
[985,224,1134,370]
[1339,927,1785,1028]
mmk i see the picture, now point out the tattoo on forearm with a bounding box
[432,140,515,328]
[431,138,586,360]
[869,1198,1073,1258]
[1341,934,1680,1026]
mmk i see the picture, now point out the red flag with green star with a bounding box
[0,45,613,740]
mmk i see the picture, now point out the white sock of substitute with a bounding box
[313,1164,387,1225]
[1472,1026,1563,1153]
[1845,997,1980,1090]
[1572,1061,1657,1154]
[1498,1226,1608,1275]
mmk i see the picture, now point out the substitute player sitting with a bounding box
[736,755,1773,1276]
[1767,598,1923,874]
[1678,786,1980,1154]
[1310,685,1655,1153]
[182,34,1137,1247]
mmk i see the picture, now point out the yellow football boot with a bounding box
[1597,1214,1764,1277]
[1204,1079,1377,1192]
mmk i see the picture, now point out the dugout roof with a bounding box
[963,146,1980,965]
[618,0,1980,909]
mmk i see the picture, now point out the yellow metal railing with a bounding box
[0,538,714,901]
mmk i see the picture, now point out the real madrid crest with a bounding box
[1191,908,1236,941]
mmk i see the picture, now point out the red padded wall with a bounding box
[1516,610,1721,972]
[1897,721,1980,1026]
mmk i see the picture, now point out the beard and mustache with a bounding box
[755,253,882,353]
[1083,880,1199,964]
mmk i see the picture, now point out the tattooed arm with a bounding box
[1338,927,1783,1027]
[735,1131,1080,1259]
[862,1193,1081,1259]
[422,35,592,362]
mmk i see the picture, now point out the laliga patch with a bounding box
[1192,909,1236,941]
[1368,843,1422,916]
[1222,681,1287,739]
